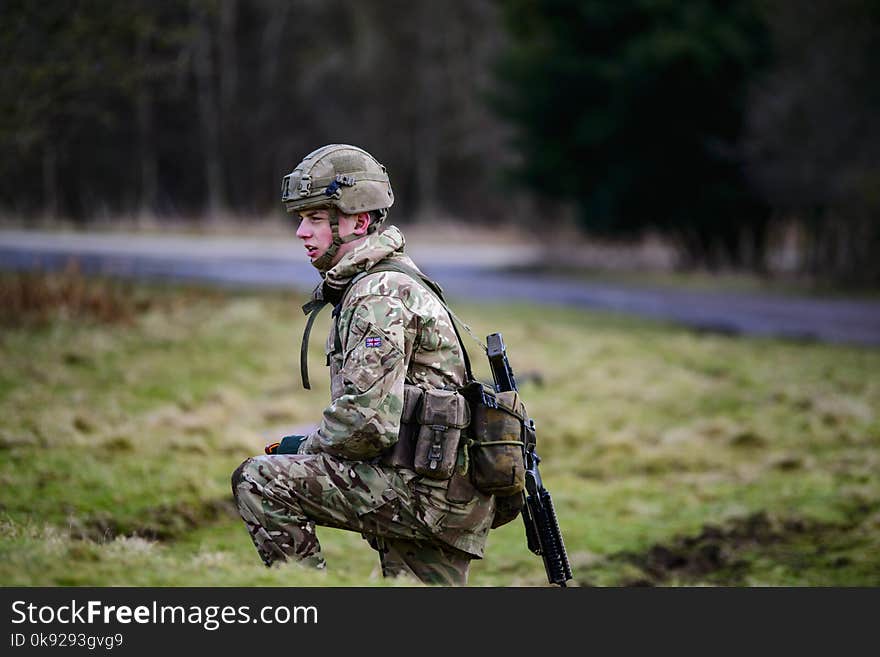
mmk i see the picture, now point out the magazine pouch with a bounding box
[413,389,470,479]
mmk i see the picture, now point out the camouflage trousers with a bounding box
[231,453,472,586]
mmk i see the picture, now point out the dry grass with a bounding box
[0,261,147,326]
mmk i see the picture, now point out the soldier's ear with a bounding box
[353,212,371,235]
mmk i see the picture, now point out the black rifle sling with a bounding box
[300,298,329,390]
[298,260,476,389]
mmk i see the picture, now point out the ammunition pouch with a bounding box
[381,384,423,469]
[379,385,475,503]
[413,389,470,479]
[463,382,527,497]
[381,382,528,500]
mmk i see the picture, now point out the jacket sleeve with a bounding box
[299,292,413,460]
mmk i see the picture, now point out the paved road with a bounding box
[2,229,879,347]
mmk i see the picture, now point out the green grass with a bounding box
[1,273,878,586]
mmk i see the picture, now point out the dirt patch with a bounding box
[627,512,803,584]
[68,497,238,543]
[583,507,877,586]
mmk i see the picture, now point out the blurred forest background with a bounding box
[1,0,879,284]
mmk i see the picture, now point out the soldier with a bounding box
[231,144,509,586]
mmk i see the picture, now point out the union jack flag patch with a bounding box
[365,336,382,348]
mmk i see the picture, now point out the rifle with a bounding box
[486,332,573,587]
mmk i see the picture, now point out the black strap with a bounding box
[300,299,328,390]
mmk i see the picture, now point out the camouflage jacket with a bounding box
[298,225,495,557]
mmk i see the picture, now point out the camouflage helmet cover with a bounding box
[281,144,394,218]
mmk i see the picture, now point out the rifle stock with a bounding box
[486,333,573,587]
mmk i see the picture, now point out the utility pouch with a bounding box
[469,389,527,496]
[381,384,423,469]
[413,389,470,479]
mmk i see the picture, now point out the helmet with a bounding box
[281,144,394,217]
[281,144,394,271]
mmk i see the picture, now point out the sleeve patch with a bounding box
[341,324,403,394]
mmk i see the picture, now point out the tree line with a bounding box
[493,0,880,283]
[0,0,507,222]
[1,0,878,283]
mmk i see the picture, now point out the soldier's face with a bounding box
[295,208,364,266]
[295,209,335,263]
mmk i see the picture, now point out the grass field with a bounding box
[1,269,878,586]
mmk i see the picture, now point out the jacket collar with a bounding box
[322,225,406,292]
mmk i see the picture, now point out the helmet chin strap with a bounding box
[310,206,362,273]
